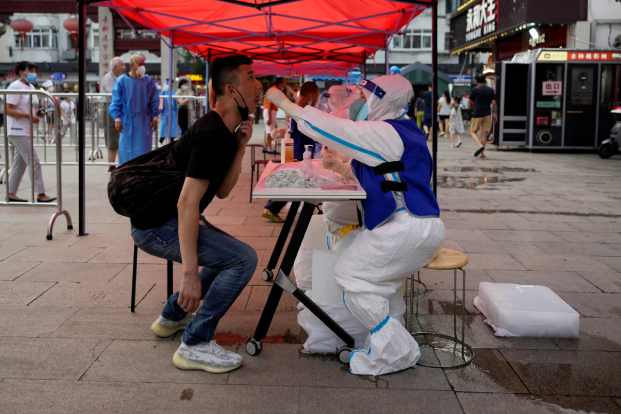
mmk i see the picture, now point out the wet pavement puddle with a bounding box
[439,166,536,190]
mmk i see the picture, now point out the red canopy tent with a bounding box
[75,0,439,234]
[96,0,428,68]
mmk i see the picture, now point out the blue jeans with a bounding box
[131,217,258,345]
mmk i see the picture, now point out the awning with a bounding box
[401,62,450,88]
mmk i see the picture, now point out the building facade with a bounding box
[366,0,462,76]
[449,0,621,63]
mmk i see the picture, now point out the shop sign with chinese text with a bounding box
[466,0,498,43]
[542,81,563,96]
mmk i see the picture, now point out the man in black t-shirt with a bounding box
[469,75,496,159]
[130,55,259,374]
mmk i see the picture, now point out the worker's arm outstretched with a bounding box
[266,88,402,167]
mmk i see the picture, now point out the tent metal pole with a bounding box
[205,49,211,111]
[431,0,438,196]
[167,32,174,140]
[385,38,390,75]
[78,0,88,236]
[362,52,367,78]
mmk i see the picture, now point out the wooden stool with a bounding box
[405,248,474,369]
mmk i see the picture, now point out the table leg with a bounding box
[262,201,300,282]
[246,202,356,359]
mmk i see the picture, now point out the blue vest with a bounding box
[351,119,439,230]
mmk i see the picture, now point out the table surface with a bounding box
[252,161,366,202]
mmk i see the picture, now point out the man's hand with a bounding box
[235,120,253,146]
[31,114,40,124]
[114,118,122,132]
[150,117,159,130]
[177,270,202,313]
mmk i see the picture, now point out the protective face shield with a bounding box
[353,100,369,121]
[136,65,146,78]
[358,75,413,121]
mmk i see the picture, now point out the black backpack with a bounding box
[107,144,185,219]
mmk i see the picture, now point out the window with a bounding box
[392,35,403,49]
[92,27,99,48]
[391,29,432,50]
[446,0,460,14]
[14,28,58,49]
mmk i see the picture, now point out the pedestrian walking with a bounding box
[101,57,126,171]
[176,78,193,136]
[422,84,433,139]
[469,75,496,159]
[438,90,451,136]
[159,81,181,144]
[448,96,464,148]
[4,61,55,203]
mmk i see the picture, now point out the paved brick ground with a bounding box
[1,128,621,413]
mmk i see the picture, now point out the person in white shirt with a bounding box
[437,90,451,137]
[59,97,76,141]
[4,61,55,203]
[101,57,126,171]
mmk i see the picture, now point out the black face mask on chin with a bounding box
[231,87,249,121]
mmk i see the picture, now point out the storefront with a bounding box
[497,48,621,149]
[449,0,588,61]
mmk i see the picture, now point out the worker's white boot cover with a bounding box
[344,292,420,376]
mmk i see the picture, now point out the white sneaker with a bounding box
[173,341,242,374]
[150,314,192,338]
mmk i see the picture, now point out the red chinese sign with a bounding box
[568,52,621,62]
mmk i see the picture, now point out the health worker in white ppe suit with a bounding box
[267,75,445,376]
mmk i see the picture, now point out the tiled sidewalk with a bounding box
[1,132,621,413]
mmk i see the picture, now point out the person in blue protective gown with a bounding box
[158,81,181,144]
[109,53,159,165]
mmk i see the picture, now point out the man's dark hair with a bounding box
[274,77,285,87]
[178,78,190,88]
[15,61,29,76]
[476,74,487,84]
[211,55,253,97]
[27,63,38,72]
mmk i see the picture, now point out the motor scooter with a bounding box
[598,106,621,159]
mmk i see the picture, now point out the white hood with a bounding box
[361,74,413,121]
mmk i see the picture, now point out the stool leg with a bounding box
[167,260,173,298]
[249,165,254,203]
[460,268,467,360]
[415,271,421,318]
[453,269,458,342]
[131,245,138,313]
[403,277,408,329]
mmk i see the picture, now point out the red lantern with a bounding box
[63,16,80,48]
[10,18,33,48]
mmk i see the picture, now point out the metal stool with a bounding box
[130,244,173,312]
[406,248,474,369]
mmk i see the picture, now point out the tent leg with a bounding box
[431,0,439,196]
[78,0,88,236]
[385,38,390,75]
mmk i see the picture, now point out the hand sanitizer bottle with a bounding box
[303,144,313,175]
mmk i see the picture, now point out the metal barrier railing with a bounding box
[0,89,207,238]
[0,92,208,167]
[0,88,73,240]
